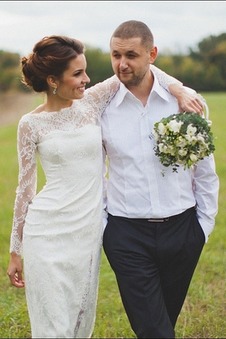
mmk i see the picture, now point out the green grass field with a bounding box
[0,92,225,338]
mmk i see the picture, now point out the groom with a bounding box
[101,20,219,338]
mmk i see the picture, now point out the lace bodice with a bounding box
[10,66,181,255]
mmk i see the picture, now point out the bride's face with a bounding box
[56,54,90,100]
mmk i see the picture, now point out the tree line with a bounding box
[0,32,226,93]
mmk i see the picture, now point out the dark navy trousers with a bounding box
[103,207,205,339]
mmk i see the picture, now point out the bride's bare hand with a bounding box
[169,84,205,115]
[7,253,25,288]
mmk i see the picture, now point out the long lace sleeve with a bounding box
[84,75,120,118]
[150,64,182,89]
[10,118,37,255]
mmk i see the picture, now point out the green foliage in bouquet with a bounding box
[153,112,215,172]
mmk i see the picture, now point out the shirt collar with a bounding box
[114,82,129,107]
[115,70,170,107]
[151,72,171,102]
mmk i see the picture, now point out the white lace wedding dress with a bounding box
[9,68,180,338]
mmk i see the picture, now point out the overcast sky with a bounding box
[0,1,226,56]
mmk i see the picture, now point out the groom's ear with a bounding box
[149,46,158,64]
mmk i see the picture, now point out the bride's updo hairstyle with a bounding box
[21,35,85,92]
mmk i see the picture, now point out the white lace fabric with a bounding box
[10,66,181,256]
[9,75,120,255]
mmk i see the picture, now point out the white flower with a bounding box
[196,133,206,144]
[178,149,188,157]
[167,120,183,133]
[152,130,160,141]
[186,124,197,136]
[190,153,198,162]
[159,143,167,153]
[185,134,197,143]
[176,136,187,147]
[157,122,167,135]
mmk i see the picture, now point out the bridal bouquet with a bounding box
[152,111,215,173]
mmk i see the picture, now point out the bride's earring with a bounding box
[53,87,57,95]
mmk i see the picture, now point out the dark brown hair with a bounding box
[111,20,154,50]
[21,35,84,92]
